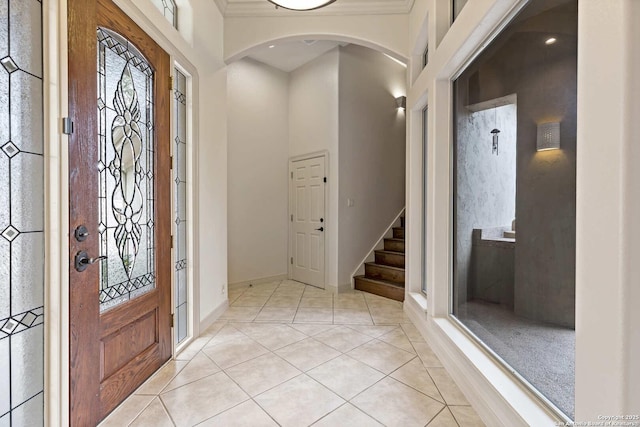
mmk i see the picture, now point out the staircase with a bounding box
[354,217,405,302]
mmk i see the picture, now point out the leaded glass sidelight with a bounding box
[174,69,188,344]
[0,0,45,425]
[150,0,178,29]
[98,28,157,312]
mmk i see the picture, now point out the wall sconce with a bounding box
[395,96,406,110]
[537,122,561,151]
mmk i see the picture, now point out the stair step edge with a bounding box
[355,276,405,288]
[365,262,405,271]
[375,250,405,256]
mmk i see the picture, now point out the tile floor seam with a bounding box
[203,342,270,370]
[126,397,161,427]
[123,395,157,426]
[249,396,284,427]
[216,366,263,409]
[158,396,178,427]
[388,371,448,406]
[251,397,282,427]
[424,367,466,407]
[421,410,439,427]
[158,368,220,396]
[225,352,304,398]
[199,348,222,368]
[424,406,447,427]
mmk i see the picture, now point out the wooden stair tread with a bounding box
[354,215,406,301]
[355,275,404,288]
[364,262,404,271]
[375,249,404,255]
[354,276,404,302]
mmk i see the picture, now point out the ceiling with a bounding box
[247,40,348,72]
[213,0,415,17]
[218,0,413,71]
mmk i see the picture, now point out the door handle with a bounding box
[74,251,107,272]
[315,227,324,232]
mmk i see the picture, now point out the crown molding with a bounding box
[213,0,229,14]
[218,0,415,17]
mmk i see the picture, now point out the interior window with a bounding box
[451,0,577,420]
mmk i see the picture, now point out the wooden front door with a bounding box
[68,0,172,424]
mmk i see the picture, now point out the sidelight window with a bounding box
[0,0,45,424]
[174,68,188,345]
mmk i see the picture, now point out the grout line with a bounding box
[157,396,178,427]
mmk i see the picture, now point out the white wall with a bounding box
[198,67,229,323]
[289,49,340,287]
[337,44,406,286]
[576,0,640,418]
[182,0,228,326]
[227,59,290,284]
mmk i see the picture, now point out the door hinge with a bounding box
[169,75,174,91]
[62,117,73,135]
[290,171,293,179]
[170,313,174,328]
[291,214,293,222]
[170,155,174,170]
[171,234,174,249]
[290,257,293,265]
[323,177,327,183]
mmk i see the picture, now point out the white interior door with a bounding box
[290,156,326,288]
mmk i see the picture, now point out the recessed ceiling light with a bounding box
[545,37,557,45]
[269,45,275,49]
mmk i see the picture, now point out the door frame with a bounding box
[44,0,201,424]
[287,150,329,289]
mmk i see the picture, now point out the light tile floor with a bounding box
[99,280,485,427]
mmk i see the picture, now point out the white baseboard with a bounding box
[325,282,353,294]
[404,298,563,427]
[199,300,229,332]
[228,274,288,289]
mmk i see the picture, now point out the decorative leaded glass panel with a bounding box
[150,0,178,29]
[174,68,188,344]
[98,28,156,312]
[0,0,45,425]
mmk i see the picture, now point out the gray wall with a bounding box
[511,50,577,328]
[454,95,517,308]
[457,2,577,327]
[337,44,406,286]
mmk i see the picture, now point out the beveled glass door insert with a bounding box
[98,28,156,312]
[0,0,45,425]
